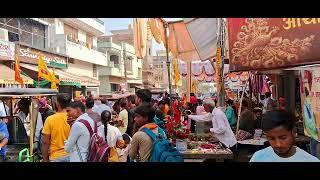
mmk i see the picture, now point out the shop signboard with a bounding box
[228,18,320,72]
[17,45,67,68]
[0,39,15,60]
[300,70,320,141]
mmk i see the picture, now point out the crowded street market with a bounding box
[0,18,319,162]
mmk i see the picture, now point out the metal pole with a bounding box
[164,22,174,117]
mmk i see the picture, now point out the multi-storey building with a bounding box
[0,18,68,88]
[106,25,154,89]
[0,18,109,97]
[49,18,108,96]
[97,35,142,94]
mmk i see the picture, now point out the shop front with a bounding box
[0,40,34,87]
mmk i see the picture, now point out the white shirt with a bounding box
[25,112,43,142]
[65,113,103,162]
[188,113,213,122]
[250,146,320,162]
[97,124,123,147]
[93,103,112,116]
[210,107,237,148]
[0,102,9,117]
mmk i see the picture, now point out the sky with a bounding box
[101,18,182,56]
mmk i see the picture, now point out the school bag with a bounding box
[78,119,109,162]
[141,127,183,162]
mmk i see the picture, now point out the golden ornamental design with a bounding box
[231,18,315,69]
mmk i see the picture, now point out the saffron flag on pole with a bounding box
[38,52,52,81]
[50,69,60,90]
[14,54,24,85]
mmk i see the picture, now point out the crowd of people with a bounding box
[0,88,319,162]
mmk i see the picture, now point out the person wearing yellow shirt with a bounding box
[118,98,129,134]
[41,93,72,162]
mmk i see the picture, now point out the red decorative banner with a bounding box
[227,18,320,71]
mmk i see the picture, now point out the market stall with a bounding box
[182,134,233,162]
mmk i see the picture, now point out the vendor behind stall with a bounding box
[188,99,214,122]
[210,100,237,149]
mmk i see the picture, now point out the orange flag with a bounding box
[14,54,24,85]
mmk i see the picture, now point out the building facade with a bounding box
[98,35,142,94]
[0,18,109,98]
[0,18,67,88]
[107,25,154,89]
[153,50,183,93]
[49,18,108,97]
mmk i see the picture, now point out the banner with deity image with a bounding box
[300,70,320,141]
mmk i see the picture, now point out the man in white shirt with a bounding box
[65,101,103,162]
[210,100,237,148]
[188,99,214,122]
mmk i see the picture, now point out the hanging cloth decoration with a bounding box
[14,54,24,85]
[133,18,149,59]
[148,18,166,45]
[173,58,181,86]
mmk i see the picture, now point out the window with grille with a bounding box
[110,55,120,68]
[0,18,46,49]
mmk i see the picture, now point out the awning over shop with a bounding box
[55,69,100,87]
[127,79,143,85]
[20,63,81,87]
[0,64,33,85]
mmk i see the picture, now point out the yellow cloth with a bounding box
[192,79,197,93]
[108,147,119,162]
[50,69,60,90]
[173,58,181,86]
[38,53,53,81]
[133,18,148,59]
[118,109,128,134]
[148,18,166,45]
[42,112,70,160]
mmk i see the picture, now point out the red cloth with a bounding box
[190,96,197,104]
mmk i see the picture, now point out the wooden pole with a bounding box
[236,73,251,135]
[216,18,226,107]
